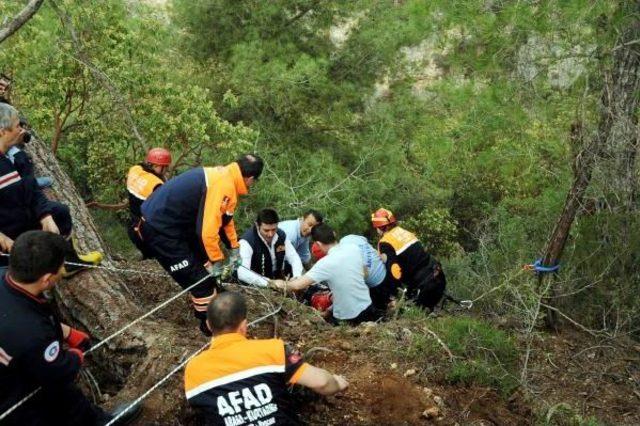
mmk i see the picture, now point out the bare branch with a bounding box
[85,200,128,211]
[0,0,45,44]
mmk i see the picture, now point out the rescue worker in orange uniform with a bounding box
[371,208,446,311]
[139,154,263,335]
[184,292,348,425]
[125,147,171,258]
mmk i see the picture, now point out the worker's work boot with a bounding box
[63,237,104,278]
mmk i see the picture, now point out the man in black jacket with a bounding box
[0,103,101,275]
[237,208,304,287]
[0,231,139,425]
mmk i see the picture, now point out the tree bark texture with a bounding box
[0,0,45,44]
[539,2,640,328]
[23,136,202,419]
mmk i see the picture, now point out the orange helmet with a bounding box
[145,147,172,167]
[371,207,396,229]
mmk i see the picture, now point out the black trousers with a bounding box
[410,263,446,311]
[0,201,73,268]
[126,217,154,259]
[328,303,384,326]
[140,222,218,320]
[369,274,398,309]
[4,382,109,426]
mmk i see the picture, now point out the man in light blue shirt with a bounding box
[270,223,381,325]
[278,210,323,267]
[340,234,395,309]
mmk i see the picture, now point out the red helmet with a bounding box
[371,207,396,229]
[146,148,172,167]
[311,242,326,260]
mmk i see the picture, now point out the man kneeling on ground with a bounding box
[0,231,139,425]
[237,208,304,287]
[270,223,383,325]
[184,292,348,425]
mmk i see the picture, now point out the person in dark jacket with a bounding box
[0,231,140,425]
[184,292,348,425]
[0,103,102,276]
[371,208,446,311]
[125,147,171,258]
[237,208,303,287]
[140,154,263,335]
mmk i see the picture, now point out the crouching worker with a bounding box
[0,231,140,425]
[0,103,102,277]
[185,292,348,425]
[371,208,446,311]
[270,224,383,325]
[140,154,263,336]
[237,208,304,287]
[125,147,171,259]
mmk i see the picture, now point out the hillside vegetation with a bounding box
[1,0,639,424]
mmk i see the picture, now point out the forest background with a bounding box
[1,0,638,350]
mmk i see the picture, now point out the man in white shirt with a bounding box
[278,210,323,268]
[237,208,303,287]
[270,223,382,325]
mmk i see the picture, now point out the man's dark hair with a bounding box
[256,208,279,226]
[237,154,264,180]
[303,209,323,224]
[207,292,247,334]
[8,231,68,283]
[311,223,336,244]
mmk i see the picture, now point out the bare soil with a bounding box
[81,264,640,425]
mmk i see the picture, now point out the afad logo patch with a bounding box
[44,341,60,362]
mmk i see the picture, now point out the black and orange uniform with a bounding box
[140,163,247,319]
[378,226,446,310]
[184,333,308,425]
[0,154,71,269]
[0,274,108,425]
[125,164,164,258]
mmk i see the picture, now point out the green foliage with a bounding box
[400,312,519,396]
[0,0,255,203]
[403,208,462,258]
[3,0,637,335]
[539,403,601,426]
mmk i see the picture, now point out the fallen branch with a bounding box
[422,326,455,362]
[85,201,128,211]
[540,302,602,338]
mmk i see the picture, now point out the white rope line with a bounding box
[104,306,283,426]
[0,252,167,278]
[0,388,40,421]
[0,270,217,421]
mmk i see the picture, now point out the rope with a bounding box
[0,252,167,278]
[523,258,560,274]
[0,270,217,421]
[104,305,283,426]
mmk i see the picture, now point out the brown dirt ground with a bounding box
[83,267,640,425]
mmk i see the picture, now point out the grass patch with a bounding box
[91,209,138,258]
[400,308,519,396]
[539,403,601,426]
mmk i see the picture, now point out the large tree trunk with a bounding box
[24,136,203,421]
[539,2,640,328]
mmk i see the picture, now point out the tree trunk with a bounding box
[23,136,203,421]
[538,2,640,329]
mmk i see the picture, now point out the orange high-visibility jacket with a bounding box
[184,333,308,425]
[141,162,247,262]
